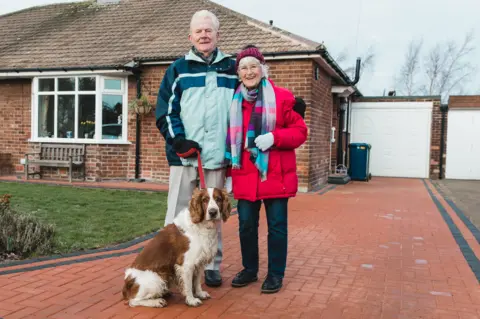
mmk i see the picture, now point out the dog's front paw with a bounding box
[185,296,203,307]
[195,290,210,300]
[153,298,168,308]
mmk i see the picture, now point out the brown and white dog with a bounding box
[122,187,231,308]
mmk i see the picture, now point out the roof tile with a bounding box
[0,0,321,69]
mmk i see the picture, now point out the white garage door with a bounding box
[350,102,433,178]
[446,109,480,180]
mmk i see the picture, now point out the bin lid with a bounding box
[348,143,371,149]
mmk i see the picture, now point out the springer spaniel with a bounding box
[122,187,231,308]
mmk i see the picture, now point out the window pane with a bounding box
[102,95,122,139]
[79,77,96,91]
[57,95,75,139]
[58,78,75,91]
[39,79,54,92]
[104,79,121,90]
[78,95,96,139]
[38,95,54,137]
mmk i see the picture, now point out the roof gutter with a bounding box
[136,49,351,85]
[136,50,322,64]
[316,44,361,86]
[0,65,131,77]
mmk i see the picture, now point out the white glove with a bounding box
[254,133,274,151]
[225,176,233,193]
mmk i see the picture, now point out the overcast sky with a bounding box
[1,0,479,96]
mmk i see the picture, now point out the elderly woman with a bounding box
[225,45,308,293]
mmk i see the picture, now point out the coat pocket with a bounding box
[267,151,283,182]
[279,150,298,195]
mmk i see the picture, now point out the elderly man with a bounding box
[155,10,237,287]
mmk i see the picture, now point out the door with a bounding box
[350,102,433,178]
[445,109,480,180]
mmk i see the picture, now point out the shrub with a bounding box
[0,194,56,258]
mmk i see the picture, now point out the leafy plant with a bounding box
[128,95,153,115]
[0,194,55,258]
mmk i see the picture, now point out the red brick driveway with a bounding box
[1,178,479,318]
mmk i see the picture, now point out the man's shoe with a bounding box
[204,270,222,287]
[261,275,283,294]
[231,270,258,287]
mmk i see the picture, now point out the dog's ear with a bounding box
[220,189,232,222]
[189,188,205,224]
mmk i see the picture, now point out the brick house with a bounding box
[0,0,361,191]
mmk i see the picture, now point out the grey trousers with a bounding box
[165,166,226,271]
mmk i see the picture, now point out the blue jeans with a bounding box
[237,198,288,278]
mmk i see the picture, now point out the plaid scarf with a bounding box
[225,78,276,181]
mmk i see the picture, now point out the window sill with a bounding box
[28,138,132,145]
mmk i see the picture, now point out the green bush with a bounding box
[0,194,56,258]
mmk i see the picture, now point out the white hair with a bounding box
[237,56,269,78]
[190,10,220,31]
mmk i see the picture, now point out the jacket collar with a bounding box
[185,48,231,65]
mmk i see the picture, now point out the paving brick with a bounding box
[31,304,69,318]
[17,297,54,309]
[0,301,24,312]
[0,289,17,301]
[4,307,40,319]
[0,308,16,318]
[1,178,480,318]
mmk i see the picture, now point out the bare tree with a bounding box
[396,39,424,95]
[396,30,476,100]
[336,45,376,80]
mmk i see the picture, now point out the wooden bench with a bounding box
[25,143,86,182]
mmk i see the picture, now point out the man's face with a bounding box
[189,17,219,57]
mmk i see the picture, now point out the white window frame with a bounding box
[30,75,130,144]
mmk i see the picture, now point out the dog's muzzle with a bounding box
[208,208,219,219]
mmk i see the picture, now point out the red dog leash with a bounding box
[196,150,206,189]
[175,147,206,189]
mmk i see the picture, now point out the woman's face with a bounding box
[238,59,263,90]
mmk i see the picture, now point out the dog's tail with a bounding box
[121,275,137,305]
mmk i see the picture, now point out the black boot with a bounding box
[261,275,283,293]
[204,270,222,287]
[231,270,258,287]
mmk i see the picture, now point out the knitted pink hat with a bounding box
[235,45,265,71]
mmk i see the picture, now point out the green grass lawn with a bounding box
[0,182,167,254]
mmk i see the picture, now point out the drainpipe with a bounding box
[350,58,361,86]
[131,68,145,182]
[344,98,352,166]
[337,99,345,166]
[344,58,361,167]
[439,104,448,179]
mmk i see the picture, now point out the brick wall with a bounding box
[268,60,313,191]
[0,59,336,190]
[267,60,336,191]
[429,100,445,179]
[353,97,443,179]
[0,79,31,174]
[136,60,336,191]
[449,95,480,108]
[126,66,170,183]
[307,63,334,190]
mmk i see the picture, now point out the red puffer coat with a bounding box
[230,82,308,202]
